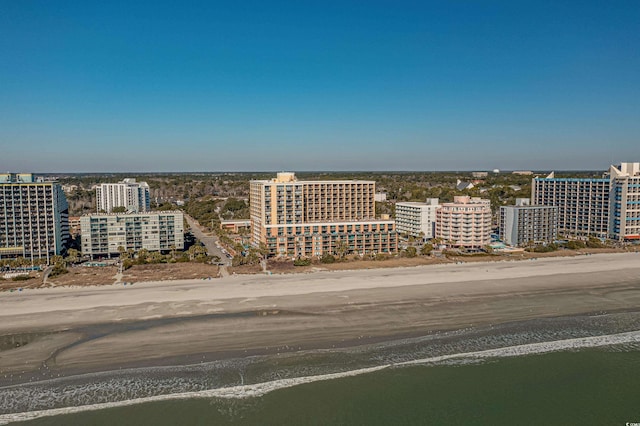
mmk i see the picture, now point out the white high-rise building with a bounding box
[609,163,640,241]
[499,198,558,247]
[395,199,439,239]
[532,162,640,241]
[0,173,69,262]
[96,178,150,213]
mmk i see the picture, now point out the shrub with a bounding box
[320,254,336,264]
[293,257,311,266]
[374,253,391,261]
[586,237,604,248]
[12,275,31,281]
[403,247,417,258]
[49,263,68,277]
[525,243,558,253]
[565,240,586,250]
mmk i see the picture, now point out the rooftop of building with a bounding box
[610,162,640,177]
[0,173,51,184]
[440,196,491,206]
[251,172,375,184]
[82,210,183,218]
[396,199,439,207]
[98,178,149,187]
[536,162,639,180]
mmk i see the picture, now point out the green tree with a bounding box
[420,243,433,256]
[403,246,417,257]
[111,206,127,213]
[334,239,349,260]
[136,248,149,264]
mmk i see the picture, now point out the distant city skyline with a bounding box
[2,1,639,172]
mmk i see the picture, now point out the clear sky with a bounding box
[1,1,639,172]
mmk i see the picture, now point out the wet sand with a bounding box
[1,252,639,381]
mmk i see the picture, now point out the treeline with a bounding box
[183,198,249,232]
[54,170,585,217]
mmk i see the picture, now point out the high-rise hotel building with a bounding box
[395,199,439,239]
[250,173,398,257]
[499,198,558,247]
[435,196,492,248]
[96,178,150,213]
[532,162,640,241]
[609,163,640,241]
[0,173,69,262]
[532,173,609,239]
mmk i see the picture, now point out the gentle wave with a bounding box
[2,330,639,425]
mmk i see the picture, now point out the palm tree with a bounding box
[334,239,349,260]
[65,248,80,264]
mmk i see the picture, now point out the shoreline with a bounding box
[0,251,639,389]
[2,313,640,421]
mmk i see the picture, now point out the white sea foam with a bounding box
[1,330,639,425]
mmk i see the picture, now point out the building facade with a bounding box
[609,163,640,241]
[499,199,558,247]
[0,173,69,262]
[80,211,184,257]
[435,196,491,248]
[532,174,609,239]
[250,173,398,257]
[395,199,439,239]
[96,178,151,213]
[532,162,640,241]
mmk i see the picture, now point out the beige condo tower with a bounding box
[250,172,398,257]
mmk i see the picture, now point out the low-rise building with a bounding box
[395,199,439,239]
[456,179,475,191]
[499,198,558,247]
[435,196,491,248]
[220,219,251,233]
[80,211,184,257]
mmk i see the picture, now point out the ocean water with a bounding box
[9,349,640,425]
[2,313,640,425]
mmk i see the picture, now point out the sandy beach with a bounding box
[1,252,640,381]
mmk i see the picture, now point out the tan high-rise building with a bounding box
[435,196,492,248]
[250,173,398,257]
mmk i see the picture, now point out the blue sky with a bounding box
[1,1,639,172]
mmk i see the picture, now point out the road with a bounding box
[184,214,231,268]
